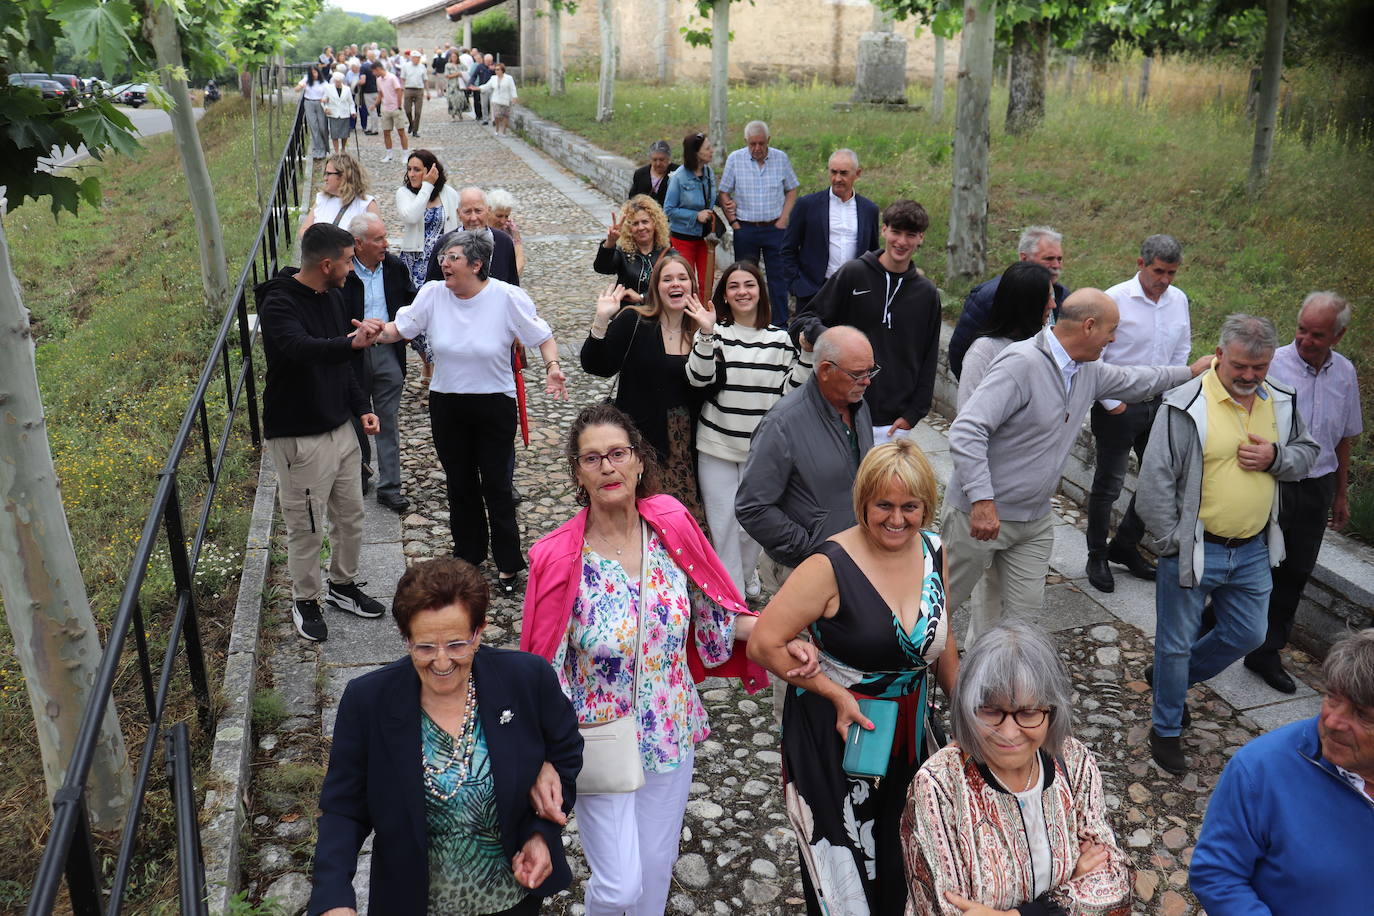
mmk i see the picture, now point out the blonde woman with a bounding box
[300,152,379,237]
[593,194,675,308]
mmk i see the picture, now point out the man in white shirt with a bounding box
[780,149,881,318]
[1086,234,1191,593]
[400,49,427,138]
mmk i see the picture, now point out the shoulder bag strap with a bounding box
[330,196,356,227]
[631,520,649,713]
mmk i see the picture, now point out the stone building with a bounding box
[390,0,955,87]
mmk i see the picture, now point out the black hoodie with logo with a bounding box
[791,250,942,427]
[255,271,369,440]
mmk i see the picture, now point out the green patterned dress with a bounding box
[422,710,529,915]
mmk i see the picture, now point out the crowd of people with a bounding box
[256,84,1370,914]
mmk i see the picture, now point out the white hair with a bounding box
[347,212,383,240]
[1017,226,1061,257]
[744,120,769,141]
[487,188,516,214]
[1300,290,1352,334]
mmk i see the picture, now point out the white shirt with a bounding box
[825,190,858,279]
[1045,327,1080,395]
[400,60,427,89]
[311,193,373,228]
[394,278,553,396]
[1012,760,1053,899]
[460,52,474,70]
[1100,272,1191,409]
[488,73,518,106]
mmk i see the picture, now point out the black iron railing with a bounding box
[26,68,308,916]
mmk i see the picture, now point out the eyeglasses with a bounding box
[822,361,882,382]
[409,637,478,661]
[975,706,1053,728]
[439,252,466,264]
[575,446,636,470]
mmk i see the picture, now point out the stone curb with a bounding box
[201,454,277,913]
[508,103,1374,650]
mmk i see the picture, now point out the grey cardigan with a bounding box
[948,328,1194,522]
[1136,373,1318,588]
[736,376,874,569]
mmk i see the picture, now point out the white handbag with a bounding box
[575,522,649,796]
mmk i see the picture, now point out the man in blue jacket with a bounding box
[780,149,880,317]
[1190,627,1374,914]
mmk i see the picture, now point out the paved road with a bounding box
[241,109,1323,916]
[43,103,206,169]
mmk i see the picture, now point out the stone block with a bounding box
[852,32,909,105]
[319,608,402,668]
[1207,658,1318,712]
[1240,693,1323,734]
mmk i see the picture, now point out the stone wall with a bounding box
[518,0,959,87]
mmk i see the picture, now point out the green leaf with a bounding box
[53,0,139,79]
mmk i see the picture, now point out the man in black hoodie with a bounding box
[792,199,942,445]
[258,223,385,642]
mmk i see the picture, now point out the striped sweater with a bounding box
[687,323,813,463]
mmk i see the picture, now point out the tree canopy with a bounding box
[286,5,396,61]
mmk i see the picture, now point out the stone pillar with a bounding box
[852,31,909,105]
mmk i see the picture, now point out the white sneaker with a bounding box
[746,569,762,598]
[381,152,393,162]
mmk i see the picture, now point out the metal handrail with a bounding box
[26,68,307,916]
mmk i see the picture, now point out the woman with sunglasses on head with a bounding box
[309,558,583,916]
[684,260,811,599]
[581,252,709,525]
[900,620,1131,916]
[354,230,567,595]
[521,403,814,916]
[662,130,717,290]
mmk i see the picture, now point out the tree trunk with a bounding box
[464,20,472,48]
[1248,0,1287,196]
[1138,52,1152,106]
[549,3,565,95]
[144,0,229,319]
[709,0,729,168]
[1005,18,1048,135]
[595,0,616,121]
[0,215,133,832]
[656,0,670,83]
[1065,55,1076,95]
[947,0,997,281]
[931,35,945,121]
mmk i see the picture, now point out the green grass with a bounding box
[0,96,277,904]
[524,61,1374,539]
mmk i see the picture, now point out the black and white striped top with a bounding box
[687,323,813,463]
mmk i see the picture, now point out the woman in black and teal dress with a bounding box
[748,439,960,916]
[308,558,583,916]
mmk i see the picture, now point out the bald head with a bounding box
[1052,288,1120,363]
[814,326,876,411]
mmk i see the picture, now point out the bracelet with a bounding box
[545,359,560,370]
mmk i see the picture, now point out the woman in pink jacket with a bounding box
[522,403,813,916]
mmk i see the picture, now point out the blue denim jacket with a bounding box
[663,164,715,238]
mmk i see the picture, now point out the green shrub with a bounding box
[469,7,518,60]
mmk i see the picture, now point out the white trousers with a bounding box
[576,748,695,916]
[697,452,762,596]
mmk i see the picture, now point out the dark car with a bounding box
[108,82,148,108]
[8,73,73,105]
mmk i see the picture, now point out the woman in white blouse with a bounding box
[361,230,567,594]
[487,61,518,136]
[321,71,356,154]
[299,152,379,237]
[394,149,461,290]
[297,64,330,160]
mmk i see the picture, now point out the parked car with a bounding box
[7,73,72,105]
[108,83,149,107]
[15,71,83,105]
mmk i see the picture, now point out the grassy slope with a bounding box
[0,98,269,906]
[524,66,1374,537]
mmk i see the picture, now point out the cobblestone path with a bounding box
[243,109,1323,916]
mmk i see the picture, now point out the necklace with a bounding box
[590,519,638,557]
[422,672,478,801]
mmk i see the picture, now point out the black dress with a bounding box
[591,243,676,308]
[782,536,948,916]
[628,162,676,207]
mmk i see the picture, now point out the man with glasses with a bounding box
[737,326,876,721]
[792,199,942,446]
[945,289,1210,652]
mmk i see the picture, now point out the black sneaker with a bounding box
[377,492,410,513]
[292,599,328,641]
[1149,728,1188,775]
[326,581,385,618]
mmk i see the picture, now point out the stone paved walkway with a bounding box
[243,108,1323,916]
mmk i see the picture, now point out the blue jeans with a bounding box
[732,223,789,326]
[1152,537,1272,735]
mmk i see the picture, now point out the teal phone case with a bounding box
[842,698,898,779]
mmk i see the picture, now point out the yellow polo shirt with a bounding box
[1198,368,1278,538]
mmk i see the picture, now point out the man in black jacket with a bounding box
[423,186,519,285]
[345,213,416,513]
[258,223,385,641]
[792,199,942,445]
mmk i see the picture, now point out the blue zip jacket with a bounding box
[1190,717,1374,914]
[663,164,715,238]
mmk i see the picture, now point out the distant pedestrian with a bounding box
[370,61,407,163]
[322,72,356,155]
[488,61,518,136]
[628,140,676,208]
[400,50,427,138]
[718,121,800,325]
[297,64,330,160]
[443,49,468,120]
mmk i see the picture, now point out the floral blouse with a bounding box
[554,527,737,773]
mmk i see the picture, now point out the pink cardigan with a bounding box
[520,494,769,694]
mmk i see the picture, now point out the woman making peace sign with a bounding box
[592,195,676,309]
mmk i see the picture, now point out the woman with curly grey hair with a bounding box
[901,620,1131,916]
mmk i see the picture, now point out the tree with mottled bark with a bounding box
[679,0,739,169]
[547,1,576,95]
[1248,0,1287,195]
[947,0,997,280]
[596,0,617,121]
[931,34,946,120]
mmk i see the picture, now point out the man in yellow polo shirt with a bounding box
[1136,314,1318,774]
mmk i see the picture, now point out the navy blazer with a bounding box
[307,647,583,916]
[780,189,880,298]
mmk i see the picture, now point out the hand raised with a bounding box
[606,209,623,245]
[424,162,440,184]
[683,294,716,335]
[595,283,625,323]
